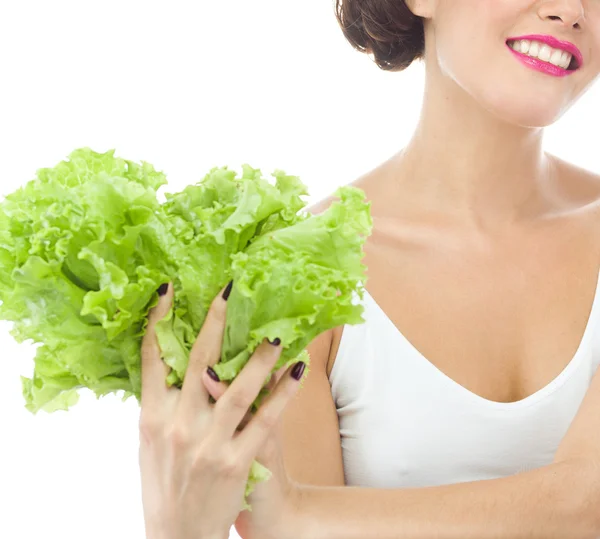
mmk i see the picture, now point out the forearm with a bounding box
[290,459,600,539]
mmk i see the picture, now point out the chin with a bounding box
[490,98,569,128]
[474,81,575,129]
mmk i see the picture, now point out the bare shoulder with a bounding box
[555,155,600,182]
[549,153,600,213]
[552,153,600,179]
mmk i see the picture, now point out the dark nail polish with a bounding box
[291,361,305,381]
[222,280,233,301]
[269,337,281,346]
[207,366,220,382]
[157,283,169,296]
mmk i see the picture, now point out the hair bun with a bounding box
[335,0,425,72]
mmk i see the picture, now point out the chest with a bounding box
[359,216,600,404]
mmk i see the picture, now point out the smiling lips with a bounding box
[506,34,583,77]
[509,39,573,69]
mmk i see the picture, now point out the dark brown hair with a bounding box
[334,0,425,72]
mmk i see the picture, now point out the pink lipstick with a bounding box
[506,34,583,77]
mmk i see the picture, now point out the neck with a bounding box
[392,69,555,230]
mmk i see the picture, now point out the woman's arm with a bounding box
[292,458,599,539]
[280,330,346,486]
[287,368,600,539]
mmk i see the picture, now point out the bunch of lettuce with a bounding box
[0,147,372,504]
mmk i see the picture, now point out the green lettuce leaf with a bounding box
[0,147,372,508]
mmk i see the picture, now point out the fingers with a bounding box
[235,360,306,457]
[140,282,174,411]
[179,280,232,413]
[213,338,283,436]
[202,370,229,401]
[202,371,255,430]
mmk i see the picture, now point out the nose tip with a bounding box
[539,1,585,30]
[549,14,583,29]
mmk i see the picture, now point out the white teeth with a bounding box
[529,41,540,57]
[509,39,573,69]
[538,44,552,62]
[550,49,563,66]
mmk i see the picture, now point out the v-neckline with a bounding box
[362,270,600,410]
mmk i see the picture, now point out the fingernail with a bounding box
[206,366,220,382]
[157,283,169,296]
[268,337,281,346]
[222,280,233,301]
[291,361,305,381]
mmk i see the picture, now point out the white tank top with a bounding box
[329,274,600,488]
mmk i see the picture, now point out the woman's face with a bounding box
[414,0,600,127]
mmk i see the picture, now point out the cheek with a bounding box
[430,0,599,127]
[432,0,506,83]
[433,26,585,127]
[465,60,582,127]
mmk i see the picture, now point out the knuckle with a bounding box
[192,447,243,479]
[191,448,215,471]
[139,417,162,441]
[225,389,252,413]
[166,424,191,449]
[254,410,278,431]
[218,452,244,479]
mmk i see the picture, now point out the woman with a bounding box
[139,1,600,538]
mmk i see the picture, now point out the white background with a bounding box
[1,1,599,538]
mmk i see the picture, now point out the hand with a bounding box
[138,282,305,539]
[203,363,306,539]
